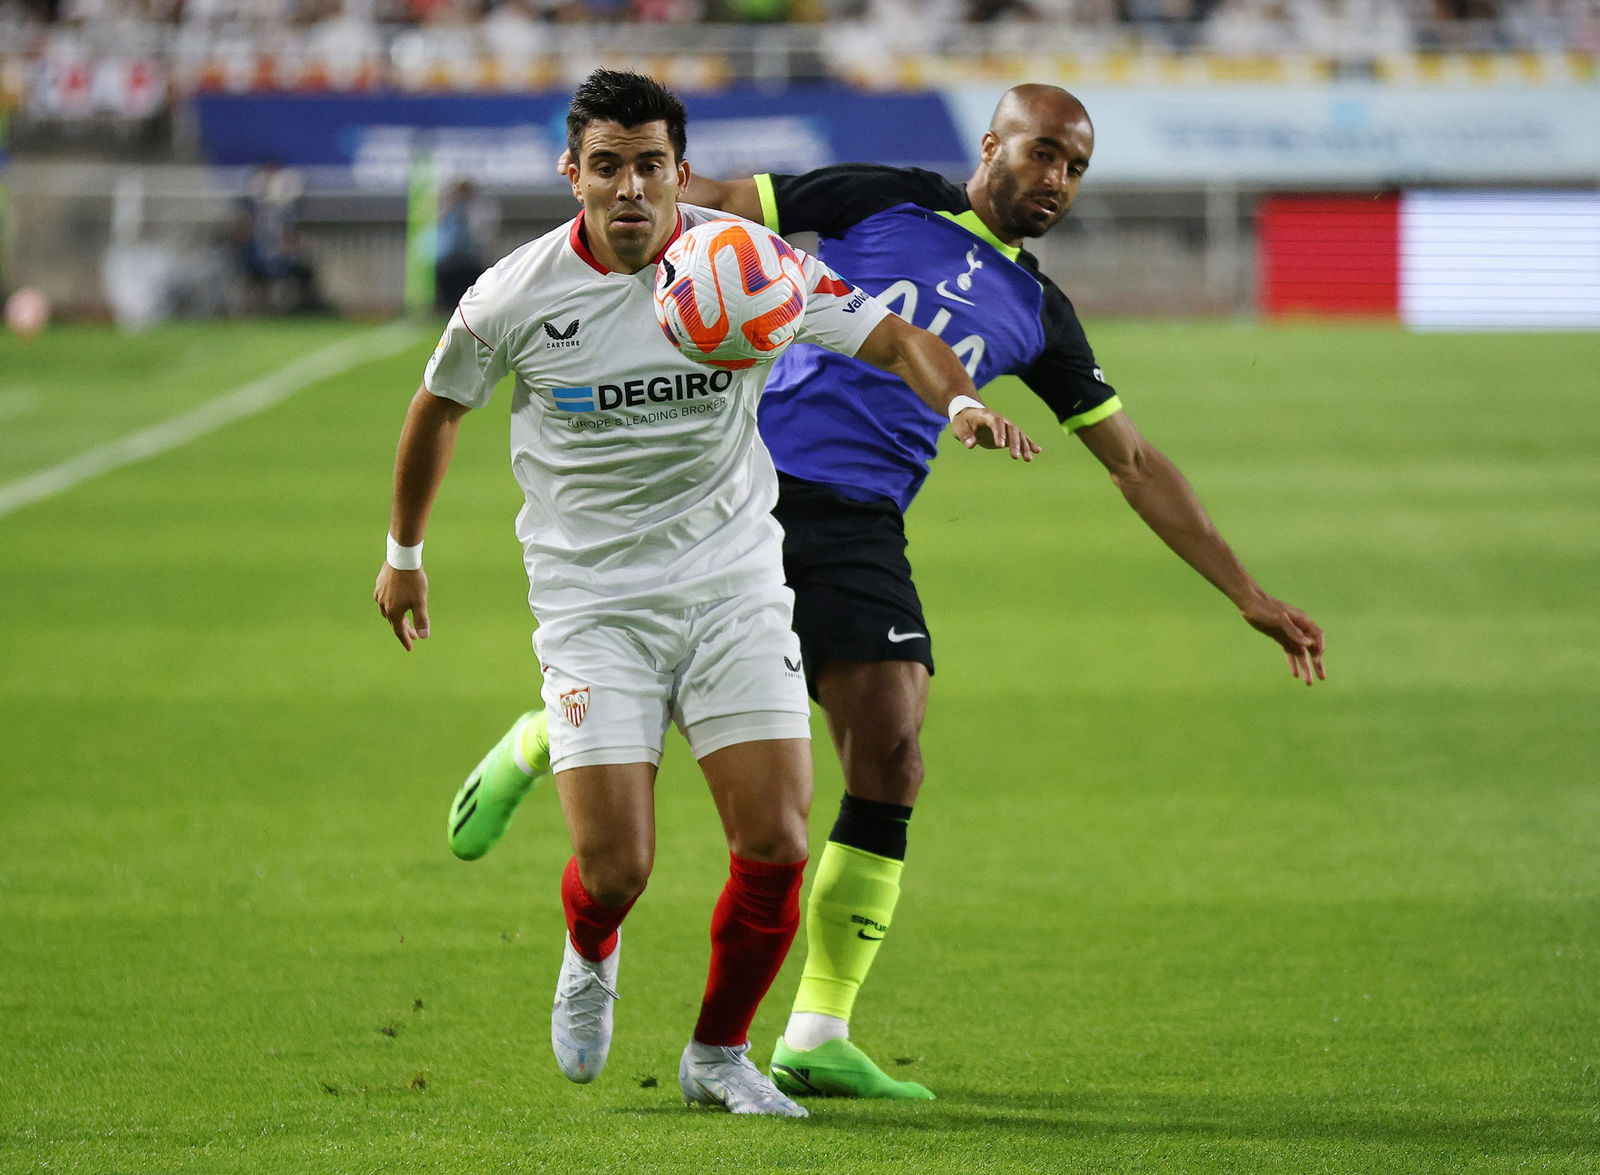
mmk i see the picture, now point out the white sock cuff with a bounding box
[510,716,536,776]
[784,1011,848,1051]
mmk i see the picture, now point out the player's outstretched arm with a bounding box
[680,174,764,221]
[854,314,1041,461]
[374,384,471,651]
[1075,410,1326,685]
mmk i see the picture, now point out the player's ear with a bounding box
[567,160,582,202]
[677,158,692,191]
[979,130,1000,164]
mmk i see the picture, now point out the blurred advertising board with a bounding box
[190,85,966,188]
[1261,191,1600,329]
[949,84,1600,185]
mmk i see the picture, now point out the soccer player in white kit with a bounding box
[374,70,1038,1118]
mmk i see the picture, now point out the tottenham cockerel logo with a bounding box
[560,686,590,728]
[543,319,582,348]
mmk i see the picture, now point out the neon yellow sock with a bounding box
[513,710,550,776]
[792,841,903,1021]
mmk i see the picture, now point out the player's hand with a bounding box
[1240,594,1326,686]
[951,406,1041,462]
[374,563,431,651]
[556,148,573,177]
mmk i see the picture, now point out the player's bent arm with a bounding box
[680,175,765,223]
[853,314,1040,461]
[1075,410,1326,684]
[374,384,472,651]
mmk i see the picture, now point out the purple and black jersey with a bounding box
[754,164,1121,513]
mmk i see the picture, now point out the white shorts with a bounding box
[532,584,812,774]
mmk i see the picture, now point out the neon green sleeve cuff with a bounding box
[754,173,780,233]
[1063,396,1123,434]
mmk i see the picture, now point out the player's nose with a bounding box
[617,167,647,198]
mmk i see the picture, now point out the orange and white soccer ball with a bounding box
[653,220,807,371]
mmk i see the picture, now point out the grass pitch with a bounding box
[1,319,1596,1174]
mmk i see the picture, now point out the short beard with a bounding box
[987,157,1058,240]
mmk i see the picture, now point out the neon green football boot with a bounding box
[769,1036,934,1100]
[447,710,549,861]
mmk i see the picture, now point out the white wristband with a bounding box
[386,534,424,571]
[946,394,984,422]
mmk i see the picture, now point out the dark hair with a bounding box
[565,69,688,165]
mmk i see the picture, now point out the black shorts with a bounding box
[773,473,933,697]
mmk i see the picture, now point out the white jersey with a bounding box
[424,203,891,620]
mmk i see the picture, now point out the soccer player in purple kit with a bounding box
[448,82,1325,1101]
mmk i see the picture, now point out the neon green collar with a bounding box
[936,209,1022,260]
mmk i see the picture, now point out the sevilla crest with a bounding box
[559,686,591,728]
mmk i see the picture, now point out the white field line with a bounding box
[0,321,419,521]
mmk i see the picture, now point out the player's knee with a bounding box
[858,730,924,804]
[576,854,652,907]
[729,817,810,865]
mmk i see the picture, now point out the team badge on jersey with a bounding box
[935,246,985,306]
[560,686,591,728]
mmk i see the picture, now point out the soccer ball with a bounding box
[653,220,807,370]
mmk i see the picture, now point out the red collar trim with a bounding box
[653,211,686,263]
[569,210,685,275]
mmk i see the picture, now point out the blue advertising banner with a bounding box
[191,86,967,188]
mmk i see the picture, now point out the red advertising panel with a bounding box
[1259,193,1401,319]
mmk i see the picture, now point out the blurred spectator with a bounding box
[479,0,547,73]
[433,177,498,311]
[710,0,788,18]
[1294,0,1414,57]
[967,0,1036,19]
[390,0,480,85]
[306,0,383,84]
[634,0,703,18]
[1203,0,1292,52]
[1122,0,1212,47]
[1419,0,1504,45]
[235,161,327,314]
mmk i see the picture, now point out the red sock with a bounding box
[692,853,806,1047]
[561,856,636,962]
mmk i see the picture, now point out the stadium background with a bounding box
[2,4,1597,1173]
[2,0,1599,323]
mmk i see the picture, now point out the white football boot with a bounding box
[679,1040,809,1117]
[550,931,620,1084]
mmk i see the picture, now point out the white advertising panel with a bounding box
[1401,192,1600,330]
[948,85,1600,185]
